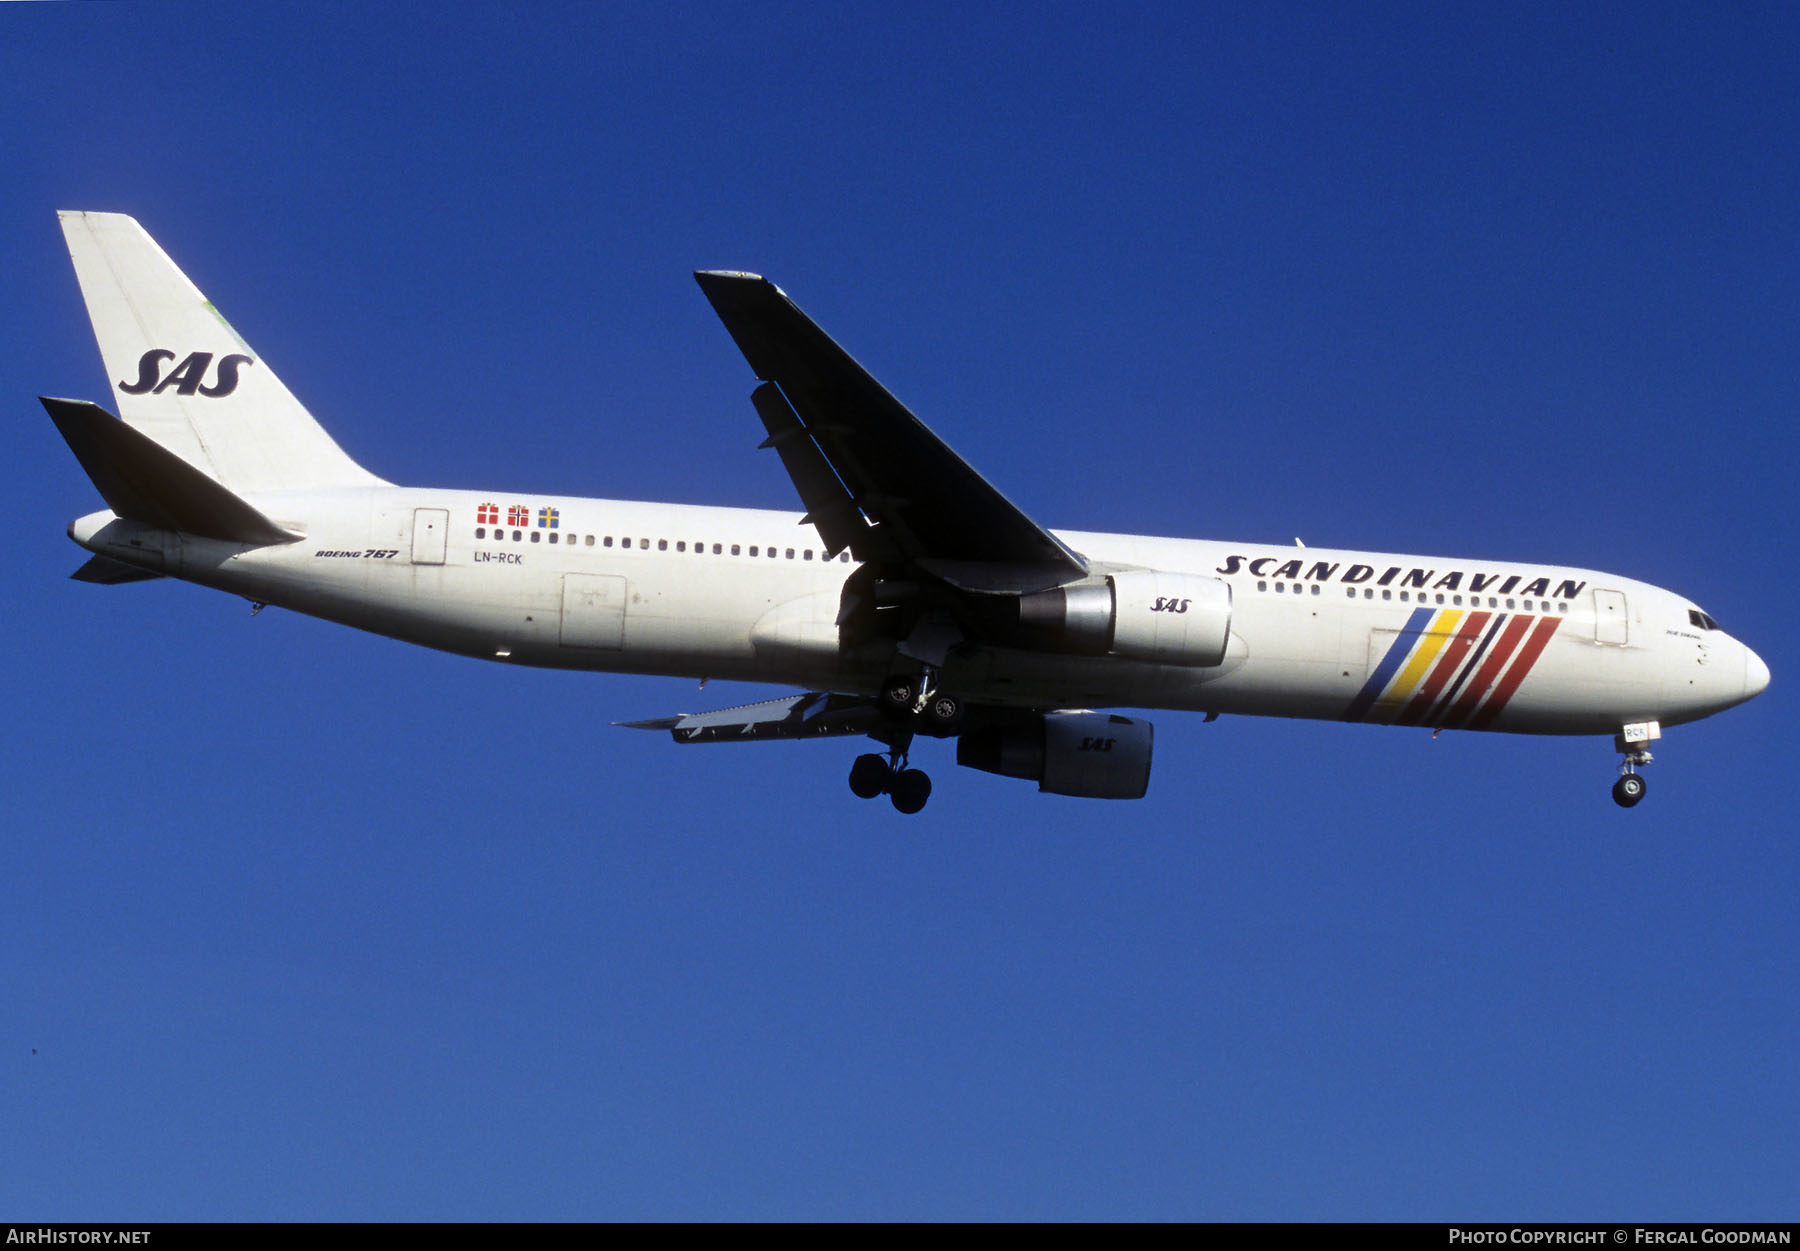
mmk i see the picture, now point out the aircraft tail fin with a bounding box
[57,211,386,494]
[42,397,303,547]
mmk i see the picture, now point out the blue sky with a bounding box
[3,1,1794,1220]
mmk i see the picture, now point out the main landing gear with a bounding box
[878,671,964,736]
[1611,722,1660,808]
[847,670,962,814]
[849,747,932,814]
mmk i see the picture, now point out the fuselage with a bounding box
[70,485,1769,739]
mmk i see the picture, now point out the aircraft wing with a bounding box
[694,271,1088,593]
[617,691,884,742]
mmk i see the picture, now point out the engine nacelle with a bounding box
[1017,570,1231,667]
[957,712,1154,799]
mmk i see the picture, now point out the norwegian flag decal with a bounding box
[507,504,530,527]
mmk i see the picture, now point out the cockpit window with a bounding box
[1689,609,1721,631]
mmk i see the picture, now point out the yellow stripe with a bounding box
[1376,610,1463,709]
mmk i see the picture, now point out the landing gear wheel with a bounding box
[879,675,918,719]
[1613,773,1647,808]
[889,769,932,815]
[922,693,963,736]
[849,753,890,800]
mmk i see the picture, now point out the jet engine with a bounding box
[957,711,1154,799]
[1016,570,1231,667]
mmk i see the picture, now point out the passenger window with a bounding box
[1257,580,1267,592]
[512,530,522,541]
[586,535,594,547]
[1310,585,1319,596]
[658,539,668,551]
[1505,598,1516,609]
[475,527,485,539]
[1453,595,1462,606]
[1435,593,1444,604]
[531,531,540,543]
[732,545,741,556]
[1382,590,1392,601]
[786,548,795,559]
[1400,592,1409,602]
[549,532,558,544]
[749,546,758,557]
[713,543,722,555]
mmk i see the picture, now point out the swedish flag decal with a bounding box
[538,507,560,529]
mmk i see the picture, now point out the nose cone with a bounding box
[1744,645,1770,701]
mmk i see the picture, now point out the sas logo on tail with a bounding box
[118,349,254,398]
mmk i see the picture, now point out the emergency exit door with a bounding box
[411,508,448,565]
[561,574,627,650]
[1594,589,1629,645]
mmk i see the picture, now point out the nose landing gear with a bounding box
[1611,721,1660,808]
[1612,769,1647,808]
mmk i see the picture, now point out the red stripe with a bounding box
[1397,612,1491,724]
[1465,617,1563,730]
[1439,615,1534,729]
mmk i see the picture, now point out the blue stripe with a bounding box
[1343,607,1434,721]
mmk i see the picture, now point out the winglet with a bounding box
[42,397,303,546]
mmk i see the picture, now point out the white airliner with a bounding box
[44,212,1768,812]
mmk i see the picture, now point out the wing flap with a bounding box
[617,692,883,743]
[749,382,878,561]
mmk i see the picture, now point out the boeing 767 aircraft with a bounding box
[42,212,1767,812]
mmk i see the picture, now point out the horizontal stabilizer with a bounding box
[618,692,883,743]
[71,554,167,584]
[42,397,303,546]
